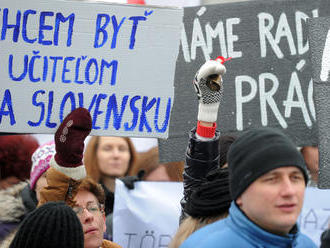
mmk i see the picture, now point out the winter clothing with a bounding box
[9,201,84,248]
[102,240,122,248]
[0,140,54,247]
[180,202,317,248]
[30,141,55,190]
[321,229,330,248]
[53,107,91,178]
[38,108,122,248]
[0,181,38,247]
[180,128,221,221]
[193,59,225,123]
[102,183,115,216]
[228,127,309,200]
[185,167,231,218]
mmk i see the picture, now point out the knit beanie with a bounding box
[9,201,84,248]
[30,141,55,190]
[185,168,231,218]
[228,127,308,200]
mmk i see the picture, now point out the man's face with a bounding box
[236,166,305,235]
[74,190,106,248]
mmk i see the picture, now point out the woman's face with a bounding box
[96,137,131,178]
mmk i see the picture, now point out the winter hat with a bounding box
[30,141,56,190]
[185,167,231,218]
[9,201,84,248]
[228,127,308,200]
[51,107,92,180]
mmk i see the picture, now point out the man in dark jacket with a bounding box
[180,59,316,248]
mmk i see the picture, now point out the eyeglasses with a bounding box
[72,203,104,218]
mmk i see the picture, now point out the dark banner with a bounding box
[308,15,330,188]
[159,0,330,164]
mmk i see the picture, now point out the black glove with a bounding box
[120,170,145,190]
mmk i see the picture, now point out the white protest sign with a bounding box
[299,187,330,247]
[113,180,183,248]
[0,0,183,138]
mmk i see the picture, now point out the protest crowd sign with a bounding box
[159,0,329,166]
[0,0,183,138]
[113,180,183,248]
[307,15,330,187]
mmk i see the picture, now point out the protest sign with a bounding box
[113,180,183,248]
[0,0,183,138]
[112,180,329,247]
[299,187,330,246]
[159,0,329,163]
[307,15,330,188]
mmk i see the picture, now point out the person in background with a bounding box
[38,107,121,248]
[170,167,231,248]
[131,146,184,182]
[22,141,55,212]
[0,135,39,245]
[0,140,55,247]
[9,201,84,248]
[179,59,316,247]
[84,136,137,216]
[300,145,319,187]
[169,60,234,248]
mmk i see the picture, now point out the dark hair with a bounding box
[0,135,39,180]
[10,202,84,248]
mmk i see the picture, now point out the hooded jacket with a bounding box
[0,181,37,247]
[180,202,317,248]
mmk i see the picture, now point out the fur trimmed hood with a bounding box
[0,181,28,222]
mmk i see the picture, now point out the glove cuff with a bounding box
[50,156,86,180]
[197,102,220,123]
[196,121,216,138]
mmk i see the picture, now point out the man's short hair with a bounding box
[77,177,105,205]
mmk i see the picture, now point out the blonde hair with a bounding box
[169,214,228,248]
[84,136,137,182]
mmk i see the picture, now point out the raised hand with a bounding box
[193,58,227,123]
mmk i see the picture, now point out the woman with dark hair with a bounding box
[0,135,39,246]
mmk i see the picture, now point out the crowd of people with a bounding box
[0,58,329,248]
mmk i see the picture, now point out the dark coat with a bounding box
[180,128,220,221]
[321,229,330,248]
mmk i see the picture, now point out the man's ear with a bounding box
[236,196,242,207]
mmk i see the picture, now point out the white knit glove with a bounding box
[193,59,226,122]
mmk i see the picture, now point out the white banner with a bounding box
[113,180,183,248]
[0,0,183,138]
[299,187,330,247]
